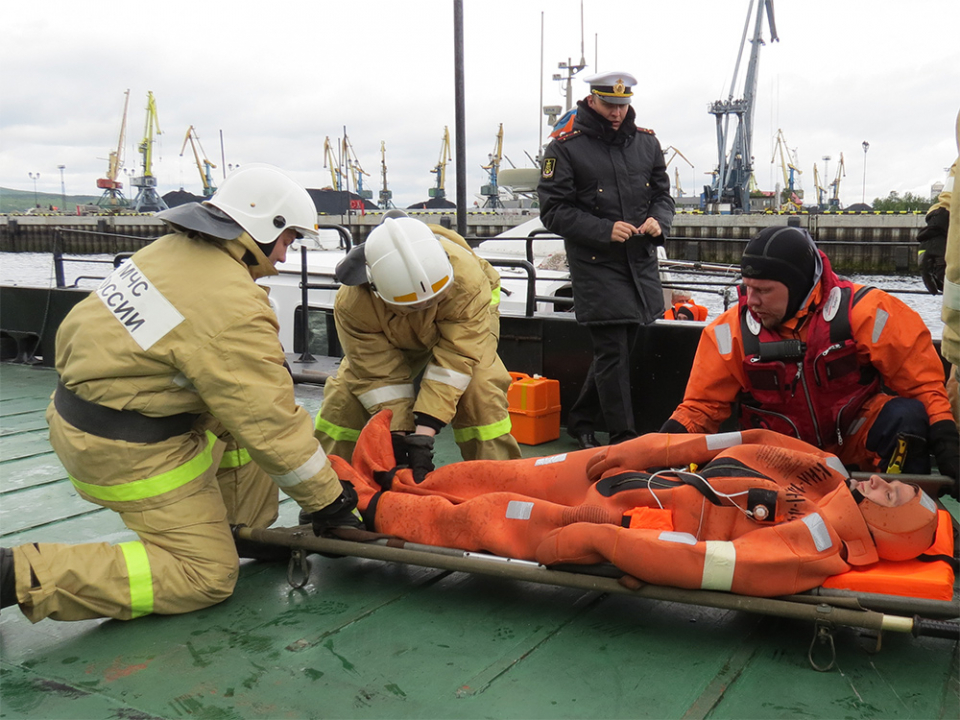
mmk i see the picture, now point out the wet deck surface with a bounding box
[1,362,958,720]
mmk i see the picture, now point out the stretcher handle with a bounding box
[912,616,960,640]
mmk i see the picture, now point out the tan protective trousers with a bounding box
[317,350,521,463]
[11,433,278,623]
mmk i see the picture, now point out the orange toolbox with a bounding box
[507,372,561,445]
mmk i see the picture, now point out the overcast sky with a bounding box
[2,0,958,210]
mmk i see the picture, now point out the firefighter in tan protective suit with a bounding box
[0,165,361,622]
[314,213,521,481]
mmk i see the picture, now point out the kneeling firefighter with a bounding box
[314,213,521,481]
[0,164,361,622]
[331,411,943,598]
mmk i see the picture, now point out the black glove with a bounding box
[659,418,689,434]
[306,481,362,536]
[917,207,948,295]
[929,420,960,498]
[404,434,435,483]
[390,431,409,466]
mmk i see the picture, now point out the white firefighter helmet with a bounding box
[205,163,318,249]
[364,217,453,306]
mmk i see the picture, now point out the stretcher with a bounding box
[235,504,959,672]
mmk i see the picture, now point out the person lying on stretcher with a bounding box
[324,411,943,598]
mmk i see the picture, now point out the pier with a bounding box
[0,210,926,274]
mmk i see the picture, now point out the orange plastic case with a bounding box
[821,509,956,601]
[507,372,561,445]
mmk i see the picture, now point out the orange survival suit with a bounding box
[331,411,906,598]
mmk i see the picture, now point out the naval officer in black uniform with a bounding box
[538,71,675,448]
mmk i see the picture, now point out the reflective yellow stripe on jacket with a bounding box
[219,447,252,469]
[68,431,218,503]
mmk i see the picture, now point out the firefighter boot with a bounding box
[1,547,15,609]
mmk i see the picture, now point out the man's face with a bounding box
[742,277,790,329]
[855,474,917,508]
[587,95,629,131]
[268,228,300,266]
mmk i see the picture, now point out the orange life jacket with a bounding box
[664,301,708,322]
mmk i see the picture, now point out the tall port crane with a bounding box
[771,128,803,211]
[130,91,168,212]
[96,89,130,210]
[480,124,504,209]
[429,127,451,199]
[343,132,372,199]
[379,141,394,209]
[828,152,845,209]
[706,0,778,212]
[323,137,343,191]
[180,126,217,198]
[812,163,827,209]
[663,146,694,198]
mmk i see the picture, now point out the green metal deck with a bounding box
[1,362,958,720]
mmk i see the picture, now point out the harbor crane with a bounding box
[96,89,130,210]
[379,141,394,209]
[663,146,694,198]
[343,132,372,199]
[130,91,168,212]
[706,0,778,212]
[429,127,452,199]
[323,136,343,191]
[828,152,845,209]
[180,125,217,198]
[480,123,505,209]
[813,163,827,209]
[771,128,803,211]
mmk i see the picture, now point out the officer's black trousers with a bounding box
[567,322,640,444]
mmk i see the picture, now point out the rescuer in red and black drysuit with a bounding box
[327,410,943,598]
[661,226,959,498]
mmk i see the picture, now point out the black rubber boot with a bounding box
[1,547,16,609]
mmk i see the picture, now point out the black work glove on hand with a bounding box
[404,434,436,483]
[917,208,948,295]
[929,420,960,499]
[306,481,362,536]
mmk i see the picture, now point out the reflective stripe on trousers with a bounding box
[119,541,155,618]
[452,415,513,443]
[315,414,361,443]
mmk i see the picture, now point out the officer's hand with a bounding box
[917,208,948,295]
[308,481,362,536]
[403,434,435,483]
[929,420,960,498]
[638,217,662,238]
[611,221,638,243]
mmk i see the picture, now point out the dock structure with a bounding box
[0,210,928,274]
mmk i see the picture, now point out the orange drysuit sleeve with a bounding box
[535,515,851,598]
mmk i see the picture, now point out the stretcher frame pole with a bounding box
[235,525,918,635]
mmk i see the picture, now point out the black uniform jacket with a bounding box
[538,100,675,325]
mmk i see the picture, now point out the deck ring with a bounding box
[808,621,837,672]
[287,548,310,589]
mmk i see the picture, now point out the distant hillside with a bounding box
[0,187,101,214]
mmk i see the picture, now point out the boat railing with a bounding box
[52,227,146,288]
